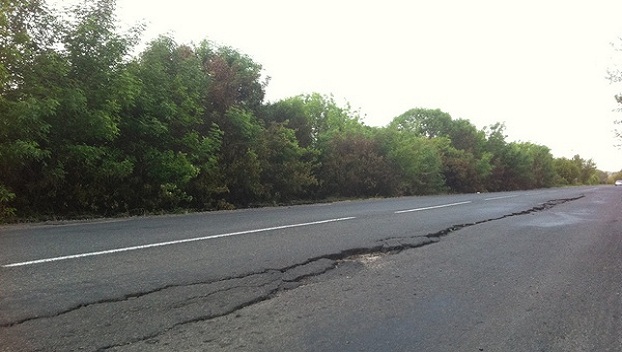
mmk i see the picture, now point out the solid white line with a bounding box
[484,195,519,201]
[394,201,472,214]
[2,217,357,268]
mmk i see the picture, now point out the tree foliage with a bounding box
[318,132,393,198]
[0,0,604,222]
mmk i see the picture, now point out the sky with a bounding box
[54,0,622,171]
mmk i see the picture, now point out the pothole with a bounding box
[343,253,388,269]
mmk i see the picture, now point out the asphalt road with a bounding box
[1,186,620,351]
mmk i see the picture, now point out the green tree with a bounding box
[572,155,598,185]
[44,0,141,214]
[258,122,317,202]
[389,108,492,193]
[1,0,146,215]
[554,157,580,185]
[203,44,267,116]
[261,97,314,147]
[525,143,556,188]
[198,44,269,206]
[318,132,394,198]
[261,93,368,199]
[446,118,487,155]
[484,123,511,191]
[0,0,60,95]
[120,36,222,211]
[379,127,446,196]
[441,118,491,193]
[596,170,609,184]
[484,140,556,191]
[217,107,265,205]
[439,141,492,193]
[389,108,452,138]
[300,93,365,145]
[3,0,589,220]
[0,0,60,218]
[609,170,622,184]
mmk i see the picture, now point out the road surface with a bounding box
[1,186,620,351]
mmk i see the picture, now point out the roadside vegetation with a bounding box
[0,0,608,222]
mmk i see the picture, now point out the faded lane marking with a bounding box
[395,201,472,214]
[2,217,357,268]
[484,195,519,201]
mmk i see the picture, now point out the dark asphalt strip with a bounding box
[0,196,585,352]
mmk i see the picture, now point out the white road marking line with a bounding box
[2,217,357,268]
[394,201,472,214]
[484,195,519,201]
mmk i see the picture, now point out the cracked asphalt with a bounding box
[1,186,621,351]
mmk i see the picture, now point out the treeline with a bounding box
[0,0,602,221]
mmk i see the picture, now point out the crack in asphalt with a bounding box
[99,196,584,351]
[96,280,287,352]
[0,269,280,329]
[95,260,339,351]
[1,196,584,351]
[424,196,584,239]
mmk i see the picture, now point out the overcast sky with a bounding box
[54,0,622,171]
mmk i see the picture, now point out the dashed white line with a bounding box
[2,217,357,268]
[484,195,519,201]
[395,201,472,214]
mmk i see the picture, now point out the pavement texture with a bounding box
[1,187,620,351]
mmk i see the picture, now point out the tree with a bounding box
[572,155,598,185]
[2,0,591,220]
[439,141,492,193]
[258,122,317,202]
[525,143,556,188]
[554,157,580,185]
[596,170,610,184]
[317,132,394,198]
[441,118,491,193]
[43,0,141,214]
[483,123,510,191]
[197,44,270,206]
[379,127,446,196]
[296,93,365,147]
[120,36,222,211]
[388,108,492,193]
[261,97,314,147]
[217,107,266,205]
[389,108,453,138]
[0,0,60,96]
[0,0,60,218]
[203,44,267,116]
[1,0,147,216]
[446,118,487,155]
[609,170,622,183]
[483,139,556,191]
[262,93,369,199]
